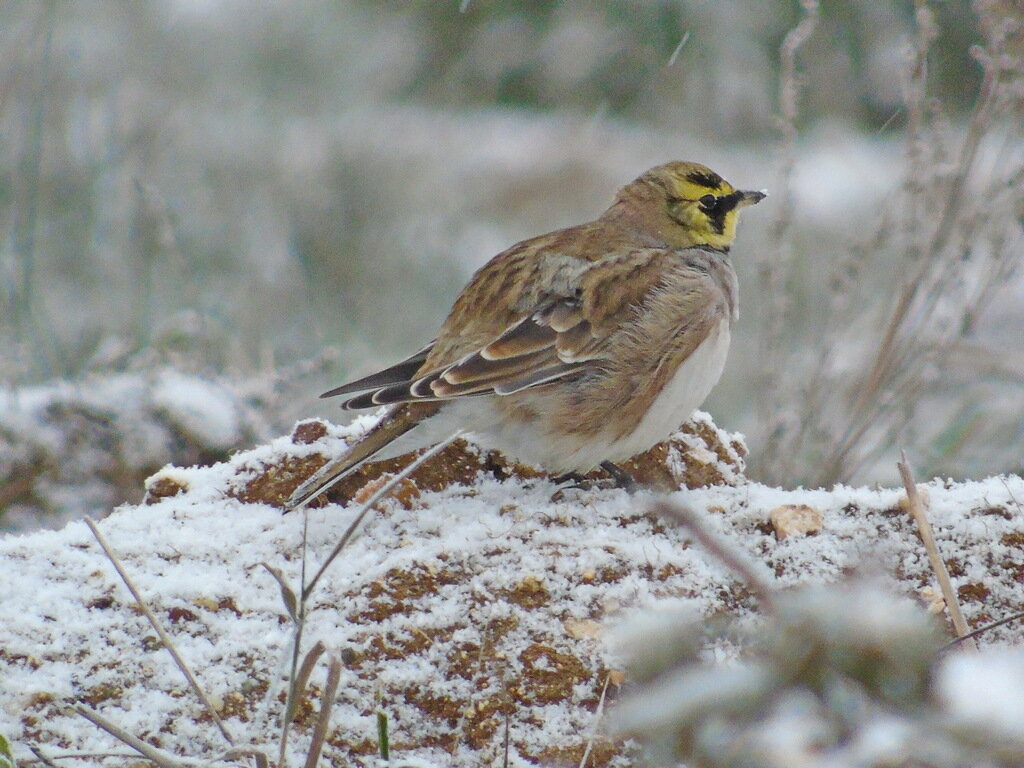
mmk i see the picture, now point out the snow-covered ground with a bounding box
[2,411,1023,766]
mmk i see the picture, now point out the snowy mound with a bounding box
[0,370,274,532]
[1,411,1023,766]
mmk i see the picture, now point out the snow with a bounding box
[938,647,1024,739]
[149,371,244,450]
[0,370,276,532]
[1,412,1023,765]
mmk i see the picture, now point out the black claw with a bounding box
[552,471,588,486]
[548,463,637,501]
[600,461,637,492]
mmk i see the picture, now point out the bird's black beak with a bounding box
[736,189,767,208]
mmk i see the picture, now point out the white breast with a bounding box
[372,320,732,474]
[605,320,732,462]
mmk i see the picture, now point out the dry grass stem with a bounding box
[218,747,270,768]
[278,640,327,764]
[26,745,58,768]
[301,429,463,601]
[83,516,236,744]
[896,453,977,651]
[577,673,612,768]
[651,500,775,611]
[302,655,342,768]
[23,752,147,765]
[73,705,185,768]
[941,610,1024,653]
[284,641,326,731]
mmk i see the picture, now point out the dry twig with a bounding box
[83,516,235,744]
[896,452,977,651]
[651,500,775,611]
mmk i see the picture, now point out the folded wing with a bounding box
[320,245,713,411]
[333,296,602,410]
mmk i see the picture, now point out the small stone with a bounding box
[920,586,946,614]
[607,669,627,687]
[770,504,824,539]
[564,618,602,640]
[143,473,188,504]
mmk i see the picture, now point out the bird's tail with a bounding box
[284,406,423,512]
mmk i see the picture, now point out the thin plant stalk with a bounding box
[302,656,342,768]
[897,452,976,651]
[83,517,235,745]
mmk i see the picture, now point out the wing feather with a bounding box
[492,363,588,395]
[481,321,556,360]
[324,246,723,411]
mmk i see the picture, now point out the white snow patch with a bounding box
[1,413,1023,765]
[938,647,1024,738]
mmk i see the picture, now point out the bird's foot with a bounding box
[549,462,637,501]
[600,461,638,492]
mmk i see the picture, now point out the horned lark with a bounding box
[286,161,764,509]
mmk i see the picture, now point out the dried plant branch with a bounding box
[763,0,1024,486]
[301,429,463,601]
[73,705,186,768]
[650,500,775,611]
[759,0,819,463]
[896,453,977,651]
[302,655,342,768]
[83,516,235,745]
[11,2,57,379]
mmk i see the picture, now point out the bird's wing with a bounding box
[325,245,700,411]
[336,295,599,409]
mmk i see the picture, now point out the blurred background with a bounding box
[1,0,1022,529]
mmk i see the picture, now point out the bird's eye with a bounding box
[699,194,716,208]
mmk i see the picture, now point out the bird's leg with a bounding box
[549,470,606,502]
[600,461,637,492]
[551,471,588,486]
[549,463,637,501]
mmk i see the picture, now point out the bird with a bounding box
[286,161,764,510]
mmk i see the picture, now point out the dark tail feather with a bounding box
[319,343,432,399]
[283,408,420,511]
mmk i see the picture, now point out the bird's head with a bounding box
[617,161,766,251]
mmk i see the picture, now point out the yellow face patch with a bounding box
[635,161,765,250]
[668,171,741,247]
[671,168,736,202]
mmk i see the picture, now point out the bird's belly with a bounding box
[379,321,731,474]
[439,320,731,473]
[604,320,732,462]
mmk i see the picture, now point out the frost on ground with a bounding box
[0,370,276,533]
[1,409,1023,767]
